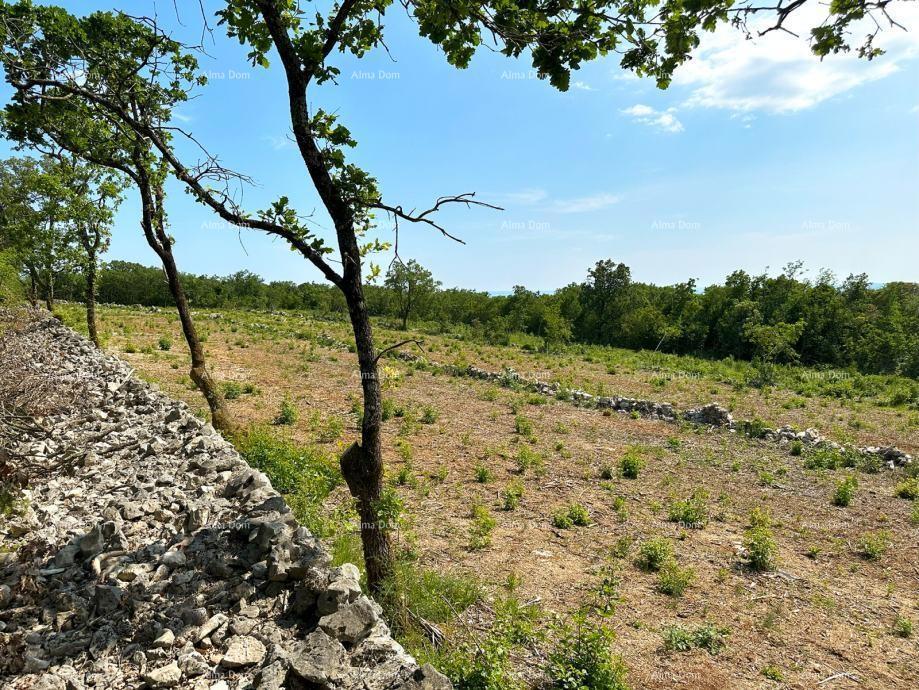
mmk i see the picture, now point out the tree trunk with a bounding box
[44,273,54,312]
[28,268,38,308]
[86,250,99,347]
[133,167,233,435]
[339,278,394,595]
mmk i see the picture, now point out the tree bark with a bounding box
[85,247,99,347]
[28,267,38,308]
[44,272,54,312]
[135,161,233,434]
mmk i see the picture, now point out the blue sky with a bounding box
[1,1,917,292]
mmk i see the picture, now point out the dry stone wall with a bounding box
[0,317,449,690]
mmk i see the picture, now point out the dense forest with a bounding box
[48,258,919,378]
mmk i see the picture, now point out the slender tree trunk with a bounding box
[340,277,393,594]
[85,249,99,347]
[28,267,38,308]
[44,273,54,312]
[134,165,233,434]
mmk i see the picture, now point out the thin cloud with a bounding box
[572,80,595,91]
[677,4,919,113]
[551,192,621,214]
[621,104,684,133]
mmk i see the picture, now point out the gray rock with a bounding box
[318,597,379,645]
[143,661,182,688]
[220,635,266,668]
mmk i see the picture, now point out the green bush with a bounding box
[635,537,673,572]
[832,475,858,507]
[743,526,777,571]
[0,250,23,305]
[894,477,919,500]
[275,397,299,425]
[469,504,496,550]
[502,482,524,511]
[663,623,729,654]
[546,614,629,690]
[221,381,243,400]
[657,560,694,597]
[619,448,643,479]
[667,489,709,528]
[856,530,889,560]
[157,336,172,351]
[553,503,590,529]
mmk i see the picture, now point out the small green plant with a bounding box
[789,439,803,456]
[568,503,590,526]
[635,537,673,572]
[552,509,573,530]
[892,616,913,638]
[474,462,493,484]
[667,488,709,528]
[744,525,777,571]
[502,482,524,511]
[619,448,643,479]
[760,665,784,682]
[894,477,919,500]
[469,504,496,550]
[749,506,772,528]
[663,623,729,655]
[832,475,858,507]
[599,463,615,480]
[221,380,243,400]
[546,613,629,690]
[420,405,439,424]
[514,415,534,437]
[657,560,695,597]
[515,446,545,475]
[856,530,889,560]
[157,335,172,351]
[275,397,299,426]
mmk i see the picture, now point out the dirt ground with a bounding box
[60,305,919,689]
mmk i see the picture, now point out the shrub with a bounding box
[856,530,889,560]
[469,504,496,550]
[619,448,643,479]
[514,415,534,437]
[552,509,573,530]
[598,463,615,480]
[894,477,919,500]
[553,503,590,529]
[749,506,772,528]
[546,614,629,690]
[743,526,777,571]
[663,623,728,655]
[657,561,694,597]
[157,336,172,351]
[635,537,673,572]
[790,440,803,456]
[667,489,709,528]
[515,446,545,475]
[275,397,298,425]
[0,250,23,305]
[761,665,784,682]
[832,475,858,507]
[420,405,438,424]
[893,616,913,638]
[502,482,524,511]
[221,381,243,400]
[474,462,493,484]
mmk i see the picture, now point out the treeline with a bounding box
[52,259,919,378]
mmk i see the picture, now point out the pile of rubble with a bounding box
[0,316,449,689]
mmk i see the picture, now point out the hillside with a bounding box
[37,303,919,689]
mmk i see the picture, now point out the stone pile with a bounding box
[0,316,449,689]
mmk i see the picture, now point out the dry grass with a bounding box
[58,304,919,689]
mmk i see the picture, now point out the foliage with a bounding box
[744,526,777,571]
[546,613,629,690]
[619,448,643,479]
[667,489,709,527]
[663,624,729,654]
[634,538,673,572]
[657,560,695,597]
[832,475,858,507]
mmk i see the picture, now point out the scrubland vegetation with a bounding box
[51,301,919,688]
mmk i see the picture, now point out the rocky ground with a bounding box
[0,314,449,690]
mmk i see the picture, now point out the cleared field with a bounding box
[58,303,919,689]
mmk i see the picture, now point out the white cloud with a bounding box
[498,188,549,205]
[262,134,293,151]
[572,80,595,91]
[551,192,621,214]
[621,104,684,133]
[677,4,919,113]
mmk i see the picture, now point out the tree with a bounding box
[0,10,233,432]
[0,0,909,594]
[384,259,440,329]
[56,154,125,346]
[0,155,80,311]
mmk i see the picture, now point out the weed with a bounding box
[275,397,298,426]
[760,665,784,682]
[856,530,889,560]
[157,336,172,351]
[469,504,496,550]
[892,616,913,638]
[474,462,493,484]
[744,525,777,571]
[667,488,709,528]
[546,613,629,690]
[635,538,673,572]
[663,623,728,654]
[502,482,524,511]
[832,475,858,507]
[894,477,919,500]
[620,448,643,479]
[420,405,439,424]
[657,560,695,597]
